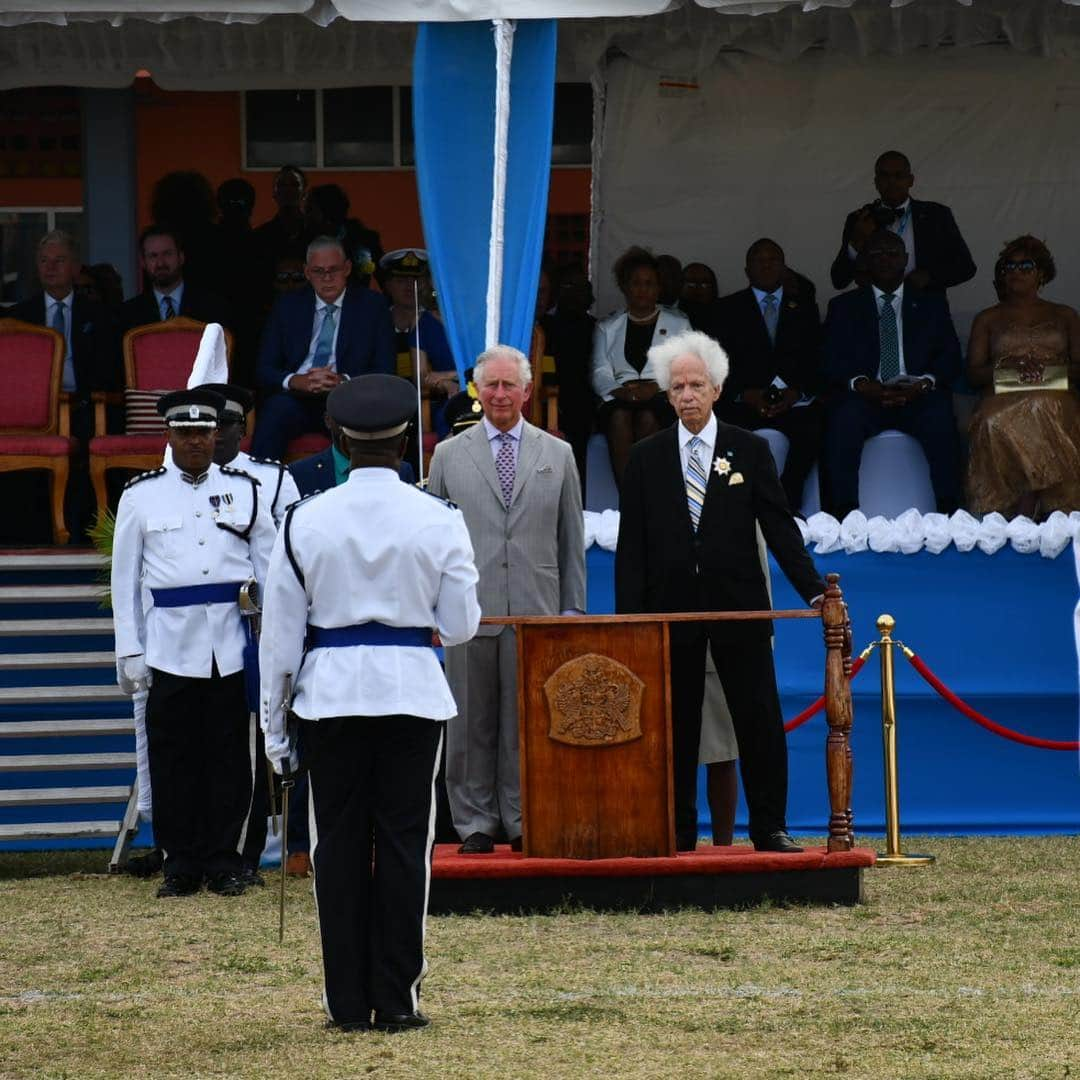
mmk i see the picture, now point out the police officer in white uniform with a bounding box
[199,382,301,883]
[112,388,277,899]
[200,382,302,528]
[260,374,480,1033]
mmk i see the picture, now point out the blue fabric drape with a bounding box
[413,19,557,378]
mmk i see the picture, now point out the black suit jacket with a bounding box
[257,285,395,391]
[119,284,232,335]
[11,291,122,397]
[830,198,976,292]
[615,422,825,639]
[823,286,961,391]
[714,287,822,404]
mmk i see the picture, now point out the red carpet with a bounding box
[428,843,875,913]
[432,843,875,878]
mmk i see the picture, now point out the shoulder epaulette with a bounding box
[282,494,324,587]
[221,463,262,485]
[123,467,165,490]
[245,454,285,471]
[420,486,457,511]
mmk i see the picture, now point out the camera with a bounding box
[764,385,784,407]
[863,199,900,229]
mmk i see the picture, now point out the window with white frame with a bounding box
[0,207,83,305]
[242,83,590,171]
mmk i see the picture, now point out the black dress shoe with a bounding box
[372,1010,430,1033]
[156,874,201,899]
[509,835,523,853]
[754,830,803,853]
[458,832,495,855]
[125,848,164,878]
[206,872,247,896]
[326,1019,372,1033]
[676,833,699,852]
[239,865,265,888]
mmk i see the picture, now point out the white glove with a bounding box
[270,746,300,779]
[116,654,151,696]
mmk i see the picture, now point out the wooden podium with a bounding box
[486,573,856,861]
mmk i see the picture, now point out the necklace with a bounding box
[627,306,660,324]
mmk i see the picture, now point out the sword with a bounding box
[413,277,425,488]
[239,581,278,832]
[278,672,295,945]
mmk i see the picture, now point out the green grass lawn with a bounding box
[1,837,1077,1079]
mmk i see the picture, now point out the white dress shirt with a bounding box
[259,467,480,765]
[46,292,75,391]
[678,412,718,476]
[111,460,277,678]
[288,296,343,387]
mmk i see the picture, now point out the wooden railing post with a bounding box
[822,572,854,852]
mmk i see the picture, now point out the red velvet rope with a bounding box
[783,655,868,733]
[906,651,1080,752]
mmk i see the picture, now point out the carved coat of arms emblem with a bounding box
[543,653,644,747]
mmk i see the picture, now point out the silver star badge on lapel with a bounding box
[713,456,731,476]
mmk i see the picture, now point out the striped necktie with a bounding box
[312,305,337,368]
[161,295,176,320]
[761,292,779,344]
[685,436,708,531]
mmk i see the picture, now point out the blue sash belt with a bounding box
[151,581,244,607]
[306,622,433,648]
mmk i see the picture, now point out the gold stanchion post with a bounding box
[875,614,934,867]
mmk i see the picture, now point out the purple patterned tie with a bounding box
[495,431,515,507]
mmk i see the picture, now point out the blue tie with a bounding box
[312,305,337,368]
[161,295,175,320]
[52,301,75,391]
[761,293,779,344]
[685,436,708,531]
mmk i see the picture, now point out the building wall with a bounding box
[1,82,588,247]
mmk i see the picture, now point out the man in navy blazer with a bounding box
[830,151,975,294]
[252,236,395,460]
[823,230,961,519]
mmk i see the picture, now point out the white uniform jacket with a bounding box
[590,306,693,401]
[234,450,301,529]
[111,461,277,677]
[259,467,481,765]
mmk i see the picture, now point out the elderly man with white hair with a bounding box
[615,329,826,853]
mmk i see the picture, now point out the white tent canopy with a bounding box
[5,0,1080,89]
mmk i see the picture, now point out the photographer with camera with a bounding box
[714,238,824,514]
[830,150,976,295]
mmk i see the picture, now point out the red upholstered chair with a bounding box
[284,433,330,464]
[88,318,232,512]
[0,318,74,544]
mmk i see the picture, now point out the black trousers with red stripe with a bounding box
[303,714,442,1025]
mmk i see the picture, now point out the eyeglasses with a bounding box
[307,265,347,280]
[1002,259,1037,274]
[275,271,306,283]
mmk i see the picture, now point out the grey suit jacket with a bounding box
[427,420,586,637]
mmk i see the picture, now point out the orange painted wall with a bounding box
[0,83,591,254]
[133,81,590,250]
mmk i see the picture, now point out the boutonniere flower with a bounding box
[728,472,745,486]
[713,457,731,476]
[786,300,798,310]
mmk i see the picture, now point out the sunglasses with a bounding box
[275,271,306,283]
[1002,259,1037,274]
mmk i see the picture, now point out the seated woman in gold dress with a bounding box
[965,236,1080,518]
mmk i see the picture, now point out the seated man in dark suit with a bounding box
[253,236,395,461]
[119,224,231,334]
[830,150,976,295]
[823,230,961,519]
[714,238,823,513]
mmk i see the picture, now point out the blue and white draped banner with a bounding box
[413,18,557,377]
